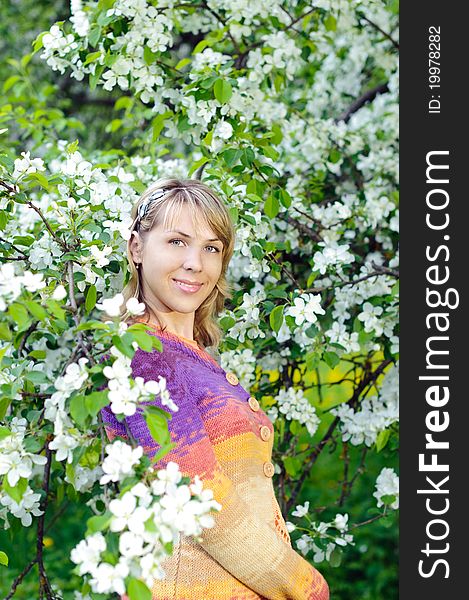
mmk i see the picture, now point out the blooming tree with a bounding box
[0,0,399,597]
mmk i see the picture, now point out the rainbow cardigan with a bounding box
[101,324,329,600]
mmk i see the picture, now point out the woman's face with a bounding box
[130,203,224,319]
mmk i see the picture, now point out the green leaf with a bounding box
[264,194,279,219]
[375,429,391,453]
[3,76,21,93]
[0,550,8,566]
[44,298,66,321]
[70,395,89,428]
[144,412,170,446]
[151,442,176,463]
[270,124,283,145]
[241,147,255,167]
[86,511,112,534]
[0,398,11,422]
[127,578,152,600]
[0,427,12,441]
[188,156,209,177]
[130,330,154,352]
[144,405,172,420]
[324,14,337,31]
[262,146,279,160]
[111,334,135,359]
[175,57,191,70]
[23,300,47,321]
[8,303,29,327]
[329,546,343,567]
[85,285,97,314]
[269,305,284,333]
[32,32,46,53]
[24,371,49,384]
[283,456,301,477]
[306,271,318,288]
[143,45,158,65]
[84,51,102,66]
[323,351,340,369]
[279,189,292,208]
[289,420,302,435]
[89,65,105,90]
[329,148,341,163]
[213,79,232,104]
[115,96,133,111]
[222,148,242,167]
[381,512,396,528]
[76,319,110,331]
[2,477,28,503]
[88,26,102,47]
[192,39,211,54]
[23,172,50,191]
[85,391,111,418]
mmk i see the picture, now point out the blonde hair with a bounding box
[119,178,236,350]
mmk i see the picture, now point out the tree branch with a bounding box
[358,14,399,50]
[287,358,393,510]
[36,438,56,600]
[336,83,389,123]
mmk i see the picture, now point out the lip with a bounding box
[174,278,203,285]
[172,279,203,294]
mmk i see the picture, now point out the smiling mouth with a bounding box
[172,279,203,293]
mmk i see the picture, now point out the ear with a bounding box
[129,231,143,264]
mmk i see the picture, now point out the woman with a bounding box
[101,179,329,600]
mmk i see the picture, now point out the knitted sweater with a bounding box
[101,323,329,600]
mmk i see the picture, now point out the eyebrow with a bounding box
[165,230,222,243]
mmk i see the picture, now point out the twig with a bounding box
[336,83,389,123]
[350,507,389,529]
[280,213,323,243]
[302,264,399,294]
[266,251,301,289]
[358,14,399,50]
[18,321,39,356]
[66,261,95,366]
[287,358,393,510]
[36,438,55,599]
[338,442,350,506]
[4,558,38,600]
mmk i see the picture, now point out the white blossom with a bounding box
[100,441,144,484]
[373,467,399,510]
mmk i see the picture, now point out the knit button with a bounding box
[260,426,271,442]
[225,372,239,386]
[263,462,275,477]
[248,396,260,411]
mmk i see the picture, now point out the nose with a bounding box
[182,245,203,272]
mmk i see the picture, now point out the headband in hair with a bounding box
[136,187,186,223]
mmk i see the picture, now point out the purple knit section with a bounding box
[100,331,248,462]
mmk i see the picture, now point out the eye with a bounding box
[169,239,221,253]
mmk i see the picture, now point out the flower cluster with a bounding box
[0,262,46,312]
[331,362,399,447]
[287,501,354,565]
[285,293,326,327]
[0,418,47,527]
[72,460,221,594]
[267,387,320,438]
[103,343,179,417]
[373,467,399,510]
